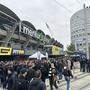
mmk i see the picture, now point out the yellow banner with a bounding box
[18,50,24,55]
[52,45,60,55]
[0,47,12,55]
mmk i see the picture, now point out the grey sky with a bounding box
[0,0,90,49]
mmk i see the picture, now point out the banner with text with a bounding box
[52,45,60,55]
[0,47,12,55]
[13,49,25,55]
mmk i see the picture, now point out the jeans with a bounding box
[57,69,63,79]
[65,76,70,90]
[58,72,62,79]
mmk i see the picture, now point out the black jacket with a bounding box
[12,76,28,90]
[29,78,46,90]
[63,69,73,78]
[26,68,35,82]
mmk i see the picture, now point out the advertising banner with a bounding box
[36,32,44,41]
[52,45,60,55]
[25,50,31,55]
[19,23,37,38]
[0,47,12,55]
[25,49,36,55]
[13,49,24,55]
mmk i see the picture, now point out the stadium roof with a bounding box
[0,4,20,22]
[22,21,36,30]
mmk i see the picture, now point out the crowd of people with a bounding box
[0,57,89,90]
[79,59,90,73]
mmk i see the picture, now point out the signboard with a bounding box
[19,23,50,44]
[52,45,60,55]
[13,49,24,55]
[59,48,64,55]
[36,32,45,42]
[0,47,12,55]
[25,49,36,55]
[19,24,36,37]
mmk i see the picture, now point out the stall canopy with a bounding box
[29,51,46,60]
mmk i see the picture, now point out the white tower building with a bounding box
[70,5,90,59]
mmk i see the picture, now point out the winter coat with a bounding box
[12,76,28,90]
[29,78,46,90]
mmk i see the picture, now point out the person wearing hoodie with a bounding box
[29,70,46,90]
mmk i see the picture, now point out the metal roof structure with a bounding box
[0,4,20,22]
[22,21,36,30]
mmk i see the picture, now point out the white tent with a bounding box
[29,51,46,60]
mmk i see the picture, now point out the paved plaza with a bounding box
[60,73,90,90]
[0,70,90,90]
[46,70,90,90]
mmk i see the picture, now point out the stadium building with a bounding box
[0,4,63,59]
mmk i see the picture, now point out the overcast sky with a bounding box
[0,0,90,49]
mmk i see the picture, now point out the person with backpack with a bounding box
[29,70,46,90]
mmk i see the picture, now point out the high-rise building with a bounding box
[70,5,90,59]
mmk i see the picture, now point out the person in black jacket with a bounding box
[87,59,90,72]
[7,67,14,90]
[12,68,28,90]
[63,66,73,90]
[26,66,35,83]
[29,70,46,90]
